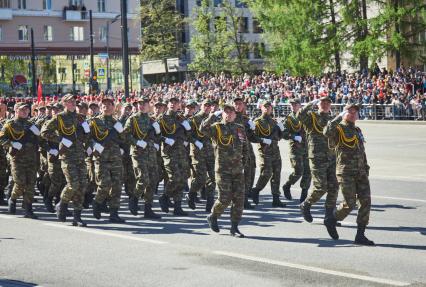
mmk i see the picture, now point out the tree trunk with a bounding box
[394,0,401,70]
[329,0,341,74]
[163,58,169,85]
[359,0,369,73]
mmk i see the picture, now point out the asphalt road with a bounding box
[1,121,425,287]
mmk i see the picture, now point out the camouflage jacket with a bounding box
[253,114,281,157]
[323,116,369,175]
[158,110,187,157]
[189,111,213,157]
[281,111,308,158]
[124,111,159,157]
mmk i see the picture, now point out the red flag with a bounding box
[37,80,43,103]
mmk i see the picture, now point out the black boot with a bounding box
[205,195,215,212]
[207,214,219,233]
[300,188,308,203]
[0,189,6,206]
[195,195,201,203]
[109,208,126,223]
[251,187,260,205]
[282,183,292,200]
[158,194,170,213]
[186,192,197,210]
[324,208,339,240]
[100,200,110,213]
[200,186,207,200]
[354,225,375,246]
[83,192,94,209]
[230,221,244,238]
[23,203,38,219]
[272,194,286,208]
[300,201,313,223]
[128,196,139,216]
[56,201,68,222]
[144,203,161,219]
[8,198,16,214]
[244,197,255,210]
[44,196,55,213]
[72,209,87,227]
[92,200,102,220]
[173,201,188,216]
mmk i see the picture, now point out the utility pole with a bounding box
[106,14,120,91]
[89,10,95,91]
[72,55,76,94]
[30,28,37,98]
[120,0,130,98]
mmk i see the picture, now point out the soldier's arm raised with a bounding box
[323,111,345,138]
[296,100,317,127]
[199,113,219,139]
[0,124,11,148]
[40,117,61,143]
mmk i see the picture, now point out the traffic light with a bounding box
[91,71,99,93]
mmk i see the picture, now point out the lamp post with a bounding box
[106,14,121,91]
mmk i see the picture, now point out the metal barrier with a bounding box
[247,103,426,121]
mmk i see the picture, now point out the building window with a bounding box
[18,25,29,41]
[253,18,263,34]
[238,17,249,33]
[43,0,52,10]
[0,26,2,41]
[99,26,107,42]
[213,0,223,7]
[235,0,247,8]
[17,0,26,9]
[70,26,84,41]
[0,0,10,8]
[44,25,53,41]
[97,0,106,12]
[253,42,265,59]
[69,0,83,6]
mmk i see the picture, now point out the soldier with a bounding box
[119,103,136,198]
[0,101,9,205]
[41,94,91,227]
[281,98,311,202]
[324,104,375,245]
[201,103,246,237]
[84,102,98,208]
[0,102,39,218]
[251,100,286,208]
[153,100,166,194]
[186,99,216,211]
[157,97,191,216]
[124,97,161,219]
[90,96,127,223]
[297,97,339,240]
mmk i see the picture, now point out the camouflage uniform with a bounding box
[119,112,136,198]
[35,115,51,200]
[0,138,8,205]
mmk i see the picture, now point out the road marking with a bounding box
[372,195,426,203]
[214,251,410,286]
[0,214,13,219]
[44,223,168,245]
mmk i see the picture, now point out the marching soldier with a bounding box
[297,97,339,240]
[251,100,286,207]
[281,98,311,202]
[119,103,136,199]
[0,102,39,218]
[41,94,91,226]
[324,104,375,245]
[201,103,246,237]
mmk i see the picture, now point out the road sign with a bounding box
[97,67,106,79]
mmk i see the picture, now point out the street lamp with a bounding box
[106,14,121,91]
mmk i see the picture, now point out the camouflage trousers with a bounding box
[94,160,123,209]
[47,155,65,199]
[163,150,188,202]
[132,149,158,203]
[122,153,136,196]
[189,149,215,198]
[335,172,371,226]
[212,172,245,223]
[254,154,282,195]
[0,149,9,193]
[10,157,37,205]
[244,149,256,196]
[61,158,88,210]
[284,154,311,190]
[306,157,338,209]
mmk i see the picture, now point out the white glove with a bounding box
[339,110,348,117]
[164,137,175,146]
[154,143,160,151]
[11,141,22,150]
[113,122,124,133]
[29,125,40,136]
[86,146,93,156]
[136,139,147,149]
[214,111,223,117]
[120,148,124,155]
[262,138,272,145]
[81,121,90,133]
[277,122,284,132]
[152,122,161,134]
[181,120,191,131]
[61,138,73,148]
[195,140,203,150]
[48,149,59,156]
[311,99,320,105]
[184,141,189,147]
[294,135,302,143]
[247,120,255,131]
[93,142,104,154]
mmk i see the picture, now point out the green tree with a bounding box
[139,0,184,83]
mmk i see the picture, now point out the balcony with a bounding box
[0,8,13,20]
[63,10,88,21]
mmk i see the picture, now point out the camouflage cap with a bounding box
[233,97,244,103]
[167,96,179,103]
[154,100,166,107]
[122,102,133,109]
[88,102,99,108]
[344,103,361,111]
[185,99,197,107]
[77,101,89,109]
[289,98,301,104]
[136,97,150,103]
[319,96,332,103]
[259,99,272,107]
[223,102,236,111]
[101,96,115,104]
[14,102,30,110]
[53,103,64,110]
[61,94,76,103]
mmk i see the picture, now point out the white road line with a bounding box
[214,251,410,286]
[44,222,168,245]
[372,195,426,203]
